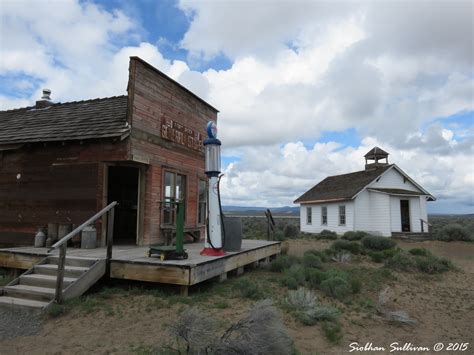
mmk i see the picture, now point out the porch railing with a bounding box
[48,201,118,303]
[420,218,432,233]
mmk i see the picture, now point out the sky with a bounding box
[0,0,473,213]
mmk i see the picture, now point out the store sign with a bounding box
[161,118,204,152]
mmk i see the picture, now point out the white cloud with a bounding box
[0,0,472,211]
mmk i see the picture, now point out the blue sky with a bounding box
[0,0,472,213]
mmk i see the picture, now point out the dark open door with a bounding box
[107,166,139,244]
[400,200,410,232]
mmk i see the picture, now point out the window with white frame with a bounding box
[306,207,312,224]
[321,206,327,225]
[339,205,346,226]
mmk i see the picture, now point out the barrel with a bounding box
[223,216,243,252]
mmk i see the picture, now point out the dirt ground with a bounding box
[1,239,473,355]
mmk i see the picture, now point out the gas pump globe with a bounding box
[200,121,226,256]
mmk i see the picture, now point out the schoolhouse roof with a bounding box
[294,165,393,204]
[0,95,130,146]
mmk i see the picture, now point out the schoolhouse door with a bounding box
[400,200,410,232]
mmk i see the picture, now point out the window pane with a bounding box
[306,207,312,224]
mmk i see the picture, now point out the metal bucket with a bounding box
[81,225,97,249]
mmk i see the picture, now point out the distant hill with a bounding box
[223,205,299,216]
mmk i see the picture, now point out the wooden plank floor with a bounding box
[0,240,281,287]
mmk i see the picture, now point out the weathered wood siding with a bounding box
[127,57,217,245]
[0,141,129,245]
[368,191,392,236]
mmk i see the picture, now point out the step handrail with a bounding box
[49,201,118,303]
[420,218,432,233]
[49,201,118,251]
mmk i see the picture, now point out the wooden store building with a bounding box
[0,57,216,247]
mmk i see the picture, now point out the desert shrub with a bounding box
[304,249,330,262]
[217,300,294,355]
[369,251,384,263]
[385,252,415,271]
[409,248,431,257]
[331,239,361,254]
[171,307,218,353]
[318,229,338,240]
[233,279,265,300]
[362,236,396,250]
[47,303,67,318]
[270,254,300,272]
[322,321,343,344]
[303,254,323,269]
[283,224,299,239]
[282,265,306,289]
[414,255,453,274]
[342,231,370,241]
[286,288,340,326]
[382,248,400,258]
[274,230,286,241]
[350,277,362,294]
[320,274,351,300]
[304,268,327,288]
[436,224,473,242]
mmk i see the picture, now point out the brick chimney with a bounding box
[36,89,53,109]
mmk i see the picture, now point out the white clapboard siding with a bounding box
[410,197,421,232]
[354,190,371,231]
[419,196,429,232]
[390,196,402,232]
[368,191,392,236]
[368,168,419,191]
[300,202,354,234]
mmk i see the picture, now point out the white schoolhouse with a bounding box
[294,147,435,237]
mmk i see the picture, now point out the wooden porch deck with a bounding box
[0,240,280,292]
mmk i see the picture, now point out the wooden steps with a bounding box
[392,232,434,242]
[0,256,106,310]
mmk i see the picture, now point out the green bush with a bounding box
[303,254,323,269]
[362,236,396,250]
[297,307,340,326]
[282,265,306,289]
[322,321,343,344]
[382,248,400,258]
[318,229,338,240]
[414,256,453,274]
[409,248,431,257]
[304,249,330,262]
[385,252,415,271]
[320,275,351,300]
[342,231,370,241]
[233,279,265,300]
[369,251,384,263]
[283,224,299,239]
[304,268,327,288]
[331,239,361,254]
[350,277,362,294]
[436,224,473,242]
[270,255,300,272]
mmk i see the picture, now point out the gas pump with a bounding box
[200,121,226,256]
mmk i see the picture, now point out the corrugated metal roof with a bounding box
[0,95,130,145]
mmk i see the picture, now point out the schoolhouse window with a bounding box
[306,207,312,225]
[198,179,207,225]
[339,205,346,226]
[321,206,327,225]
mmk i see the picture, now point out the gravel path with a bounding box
[0,306,43,341]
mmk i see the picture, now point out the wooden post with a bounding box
[180,285,189,296]
[218,272,227,282]
[55,244,66,304]
[106,208,115,277]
